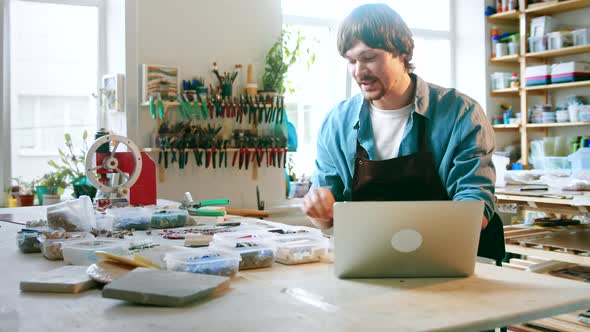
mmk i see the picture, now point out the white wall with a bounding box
[125,0,285,207]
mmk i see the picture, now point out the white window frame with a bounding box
[284,0,457,96]
[0,0,105,196]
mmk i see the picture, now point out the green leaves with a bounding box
[262,26,317,94]
[47,131,90,187]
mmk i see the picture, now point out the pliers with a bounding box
[149,94,157,119]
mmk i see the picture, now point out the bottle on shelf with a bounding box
[491,26,500,58]
[510,72,520,89]
[508,0,518,11]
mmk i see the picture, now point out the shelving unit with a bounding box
[526,44,590,58]
[527,121,590,128]
[524,0,590,15]
[490,87,520,96]
[490,54,520,64]
[485,0,590,165]
[487,9,520,22]
[492,124,520,130]
[525,80,590,91]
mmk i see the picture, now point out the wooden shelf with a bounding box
[487,10,520,22]
[506,243,590,266]
[527,121,590,128]
[491,87,520,96]
[525,80,590,91]
[526,44,590,59]
[490,54,520,64]
[493,124,521,129]
[140,101,180,107]
[480,0,590,166]
[525,0,590,15]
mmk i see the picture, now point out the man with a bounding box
[302,3,504,261]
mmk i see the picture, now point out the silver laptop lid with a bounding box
[333,201,483,278]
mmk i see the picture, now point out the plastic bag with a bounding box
[47,196,96,232]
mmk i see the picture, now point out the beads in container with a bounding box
[108,207,151,231]
[150,209,188,229]
[273,235,329,265]
[164,248,240,278]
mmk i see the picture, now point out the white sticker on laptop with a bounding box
[391,229,422,253]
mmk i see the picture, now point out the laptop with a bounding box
[333,201,483,278]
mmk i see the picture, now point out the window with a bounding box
[282,0,454,178]
[9,0,100,181]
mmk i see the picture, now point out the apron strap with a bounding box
[418,116,430,154]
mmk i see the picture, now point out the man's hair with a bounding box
[337,3,415,72]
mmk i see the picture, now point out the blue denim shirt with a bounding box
[311,74,496,220]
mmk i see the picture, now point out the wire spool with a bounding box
[85,134,143,195]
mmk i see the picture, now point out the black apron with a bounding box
[351,116,505,263]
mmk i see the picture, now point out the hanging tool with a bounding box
[157,94,165,120]
[223,140,228,168]
[244,148,251,170]
[256,185,265,211]
[149,94,157,119]
[176,96,187,121]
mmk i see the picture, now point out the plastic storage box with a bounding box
[47,195,96,232]
[491,72,512,90]
[149,209,189,229]
[108,207,151,231]
[543,157,570,170]
[572,28,589,46]
[551,61,590,84]
[211,244,275,270]
[273,235,329,265]
[62,238,129,265]
[164,248,241,277]
[210,231,276,270]
[38,232,95,260]
[16,227,64,253]
[568,148,590,170]
[546,31,573,50]
[525,65,552,86]
[95,212,114,231]
[530,16,555,38]
[528,36,547,53]
[579,105,590,122]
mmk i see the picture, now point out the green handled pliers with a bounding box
[149,94,156,119]
[183,199,229,217]
[157,95,165,120]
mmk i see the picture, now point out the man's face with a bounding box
[344,40,407,104]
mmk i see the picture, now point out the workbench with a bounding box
[2,207,590,332]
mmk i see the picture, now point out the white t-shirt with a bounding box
[369,103,413,160]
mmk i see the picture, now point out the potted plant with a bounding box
[48,131,97,199]
[13,177,38,207]
[286,153,311,198]
[262,26,316,95]
[40,170,68,205]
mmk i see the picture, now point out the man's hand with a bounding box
[482,215,488,230]
[302,187,336,228]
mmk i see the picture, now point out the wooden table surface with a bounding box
[2,209,590,332]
